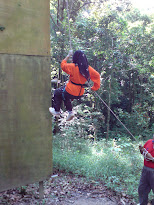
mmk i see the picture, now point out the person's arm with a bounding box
[89,66,100,91]
[64,55,70,62]
[61,50,73,75]
[139,145,154,162]
[64,50,73,61]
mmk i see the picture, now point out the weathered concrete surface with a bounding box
[0,0,50,56]
[0,0,52,192]
[0,54,52,192]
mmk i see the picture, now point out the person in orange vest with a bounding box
[138,134,154,205]
[49,50,100,121]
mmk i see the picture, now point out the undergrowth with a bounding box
[53,135,153,203]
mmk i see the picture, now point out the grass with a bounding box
[53,135,153,203]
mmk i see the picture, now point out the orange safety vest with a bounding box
[61,59,101,96]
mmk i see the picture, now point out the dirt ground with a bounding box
[0,172,137,205]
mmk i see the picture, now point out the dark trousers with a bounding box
[138,166,154,205]
[52,86,82,112]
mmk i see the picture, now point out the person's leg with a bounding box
[63,90,82,121]
[63,90,82,111]
[63,92,73,121]
[49,86,65,116]
[63,93,73,112]
[53,86,65,111]
[138,167,151,205]
[149,168,154,205]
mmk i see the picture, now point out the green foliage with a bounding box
[116,102,153,136]
[50,0,153,163]
[50,0,153,139]
[53,135,149,202]
[55,104,104,140]
[50,1,154,202]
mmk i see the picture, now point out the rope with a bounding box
[143,149,154,162]
[143,149,150,161]
[87,82,137,141]
[66,0,72,50]
[65,0,135,142]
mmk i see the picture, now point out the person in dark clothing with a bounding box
[138,135,154,205]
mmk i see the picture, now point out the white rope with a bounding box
[87,82,137,141]
[66,0,72,50]
[142,148,154,162]
[143,149,150,161]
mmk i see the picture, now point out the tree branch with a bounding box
[50,13,63,33]
[50,13,59,30]
[70,1,105,15]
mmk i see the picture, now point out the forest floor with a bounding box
[0,171,138,205]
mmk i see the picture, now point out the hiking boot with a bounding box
[49,107,60,117]
[66,111,74,121]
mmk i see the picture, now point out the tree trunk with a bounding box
[128,72,132,112]
[106,77,111,140]
[140,75,143,105]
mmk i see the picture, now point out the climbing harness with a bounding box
[71,80,88,96]
[71,81,88,87]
